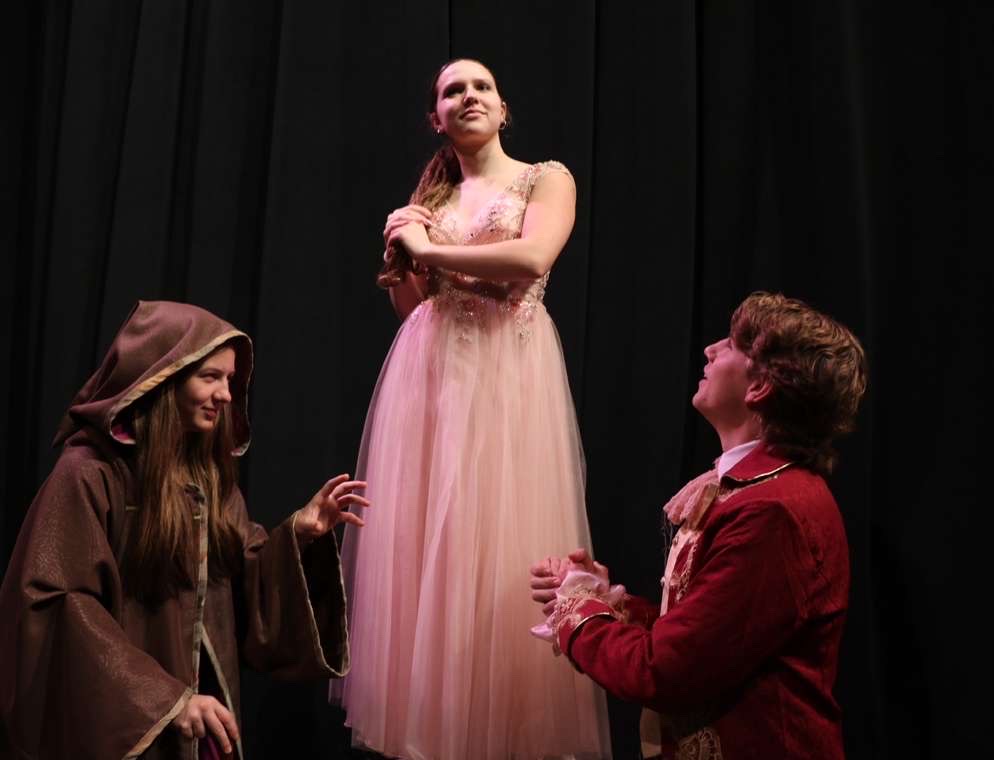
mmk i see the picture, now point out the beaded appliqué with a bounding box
[426,161,569,343]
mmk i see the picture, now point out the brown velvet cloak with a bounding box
[0,301,349,760]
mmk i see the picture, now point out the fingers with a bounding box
[338,511,366,528]
[387,203,432,217]
[567,548,596,574]
[531,588,557,604]
[549,556,571,579]
[336,492,370,505]
[331,479,367,501]
[173,695,239,748]
[387,205,433,222]
[567,548,590,563]
[531,556,564,607]
[384,214,431,235]
[213,702,240,746]
[203,711,234,755]
[386,223,425,252]
[542,600,556,616]
[530,574,561,591]
[319,474,351,498]
[321,478,370,528]
[384,209,433,239]
[529,558,554,577]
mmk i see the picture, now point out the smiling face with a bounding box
[430,59,506,147]
[692,337,758,438]
[176,346,236,433]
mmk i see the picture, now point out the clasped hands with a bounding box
[529,548,611,616]
[383,204,433,263]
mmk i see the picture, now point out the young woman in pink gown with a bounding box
[336,59,611,760]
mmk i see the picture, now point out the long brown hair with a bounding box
[376,59,509,288]
[121,371,243,604]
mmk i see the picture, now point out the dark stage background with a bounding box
[2,1,990,758]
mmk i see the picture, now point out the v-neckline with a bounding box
[440,163,533,234]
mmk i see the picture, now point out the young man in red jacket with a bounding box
[531,292,867,760]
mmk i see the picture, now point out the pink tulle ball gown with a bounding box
[336,161,611,760]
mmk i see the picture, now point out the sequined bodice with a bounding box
[426,161,571,309]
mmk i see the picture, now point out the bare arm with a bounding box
[381,205,432,320]
[388,269,429,321]
[392,170,576,281]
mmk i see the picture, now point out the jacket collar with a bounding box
[721,443,794,486]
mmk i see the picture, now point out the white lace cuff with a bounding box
[530,569,627,655]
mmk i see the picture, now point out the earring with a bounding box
[499,120,507,131]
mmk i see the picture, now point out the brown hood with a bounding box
[53,300,253,453]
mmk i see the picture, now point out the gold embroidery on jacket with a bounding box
[675,727,723,760]
[716,471,784,502]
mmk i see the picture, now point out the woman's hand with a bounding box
[172,695,239,755]
[387,222,432,261]
[294,474,369,543]
[383,205,433,251]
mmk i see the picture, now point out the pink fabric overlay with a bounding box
[335,162,611,759]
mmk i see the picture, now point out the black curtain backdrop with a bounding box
[2,1,990,758]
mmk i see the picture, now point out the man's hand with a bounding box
[531,548,614,615]
[566,548,611,584]
[530,555,568,615]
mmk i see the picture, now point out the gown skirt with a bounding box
[336,288,612,760]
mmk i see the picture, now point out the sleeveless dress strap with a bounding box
[526,160,573,192]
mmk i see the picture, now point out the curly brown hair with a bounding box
[730,292,867,475]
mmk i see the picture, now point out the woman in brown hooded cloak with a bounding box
[0,300,366,760]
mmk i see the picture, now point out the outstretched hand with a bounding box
[294,474,369,543]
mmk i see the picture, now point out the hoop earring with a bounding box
[499,120,507,131]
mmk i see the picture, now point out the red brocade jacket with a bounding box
[558,447,849,760]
